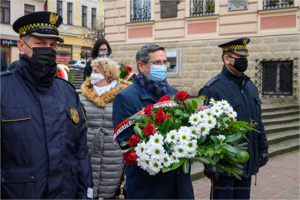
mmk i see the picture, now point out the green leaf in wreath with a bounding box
[223,154,237,163]
[197,135,207,145]
[129,115,145,123]
[134,125,146,140]
[162,158,185,173]
[191,100,198,110]
[121,149,130,153]
[185,100,193,111]
[162,118,170,134]
[224,144,238,154]
[210,136,220,144]
[120,141,129,147]
[223,133,242,143]
[213,153,221,163]
[189,156,215,165]
[182,159,190,174]
[197,96,203,107]
[205,147,214,156]
[215,144,221,150]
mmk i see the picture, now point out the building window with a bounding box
[263,0,294,10]
[57,1,62,16]
[24,4,35,15]
[190,0,215,17]
[0,1,10,24]
[67,3,73,25]
[82,6,87,27]
[262,61,293,96]
[130,0,151,23]
[91,8,96,28]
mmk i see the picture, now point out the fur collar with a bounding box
[81,77,132,108]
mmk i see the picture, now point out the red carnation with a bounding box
[158,95,170,102]
[143,122,156,137]
[155,108,167,124]
[124,68,130,73]
[123,150,137,165]
[198,105,207,111]
[132,73,137,78]
[129,134,140,146]
[144,104,154,117]
[175,91,190,101]
[56,71,62,78]
[127,66,132,71]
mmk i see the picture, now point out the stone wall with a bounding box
[109,34,300,104]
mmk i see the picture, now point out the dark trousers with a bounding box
[210,176,252,199]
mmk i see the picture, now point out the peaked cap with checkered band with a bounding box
[13,11,64,42]
[218,38,250,56]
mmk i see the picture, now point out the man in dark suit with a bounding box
[113,44,194,199]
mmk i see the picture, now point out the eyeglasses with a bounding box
[147,60,170,68]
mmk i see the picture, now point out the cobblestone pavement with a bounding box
[193,150,300,200]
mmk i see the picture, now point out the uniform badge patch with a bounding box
[70,108,79,123]
[199,95,208,105]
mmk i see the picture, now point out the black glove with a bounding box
[204,165,219,181]
[259,153,269,167]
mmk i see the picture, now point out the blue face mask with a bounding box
[147,65,167,82]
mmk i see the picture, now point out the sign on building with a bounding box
[228,0,248,11]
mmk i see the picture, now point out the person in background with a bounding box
[1,11,93,199]
[1,51,8,71]
[112,44,194,199]
[83,38,112,81]
[80,57,131,199]
[198,38,269,200]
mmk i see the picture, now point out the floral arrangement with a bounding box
[119,63,136,82]
[55,64,75,83]
[116,91,257,180]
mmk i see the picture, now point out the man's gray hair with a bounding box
[136,44,165,72]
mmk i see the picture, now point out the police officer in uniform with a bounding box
[1,12,93,199]
[198,38,269,199]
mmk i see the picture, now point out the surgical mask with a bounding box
[23,40,57,68]
[228,56,248,73]
[146,65,167,82]
[98,50,109,57]
[91,73,105,84]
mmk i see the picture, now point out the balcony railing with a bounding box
[263,0,294,10]
[130,0,151,23]
[190,0,215,17]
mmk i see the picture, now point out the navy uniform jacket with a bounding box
[1,55,93,199]
[112,78,194,199]
[198,66,269,177]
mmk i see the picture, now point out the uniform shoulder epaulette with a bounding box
[55,76,77,90]
[0,70,13,77]
[204,77,219,88]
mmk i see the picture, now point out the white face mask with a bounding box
[91,73,105,85]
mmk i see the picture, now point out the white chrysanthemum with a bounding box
[165,130,178,144]
[177,131,191,142]
[198,111,208,122]
[217,134,226,142]
[186,140,197,153]
[186,151,197,158]
[161,154,173,167]
[171,153,180,163]
[146,144,165,160]
[217,122,228,129]
[146,168,156,176]
[149,158,162,174]
[189,113,201,126]
[203,108,213,117]
[220,99,231,110]
[206,116,217,129]
[135,141,148,159]
[174,145,188,158]
[211,105,224,117]
[226,108,237,119]
[148,134,164,146]
[137,158,151,170]
[210,98,222,106]
[190,126,201,139]
[178,126,192,134]
[198,123,210,136]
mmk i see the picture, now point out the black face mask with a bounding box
[228,56,248,73]
[23,40,57,68]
